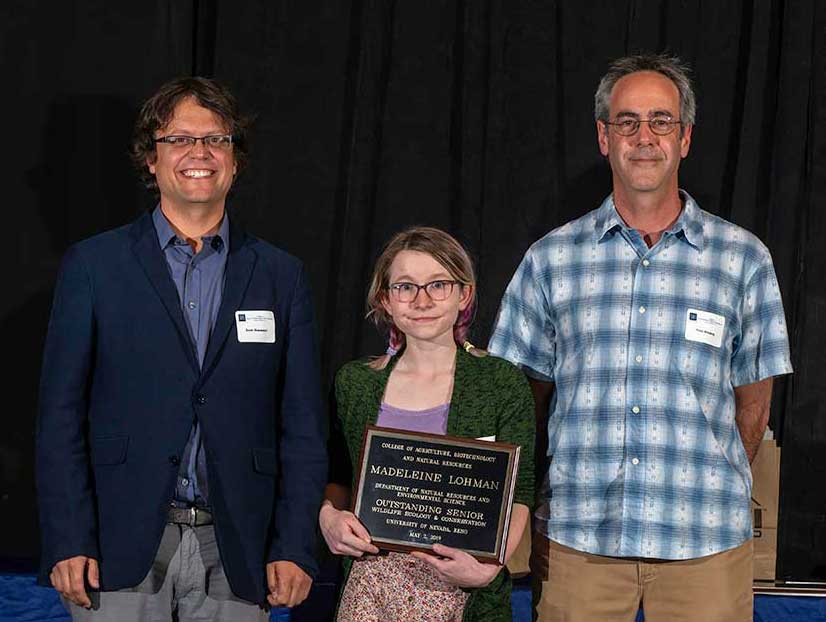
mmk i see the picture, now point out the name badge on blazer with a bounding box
[235,310,276,343]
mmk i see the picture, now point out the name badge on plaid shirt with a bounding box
[685,308,725,348]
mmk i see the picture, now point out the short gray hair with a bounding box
[594,54,696,126]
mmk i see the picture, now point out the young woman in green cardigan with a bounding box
[319,227,534,622]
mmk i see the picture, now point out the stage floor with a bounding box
[2,574,825,622]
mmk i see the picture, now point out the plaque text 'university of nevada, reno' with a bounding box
[352,426,521,564]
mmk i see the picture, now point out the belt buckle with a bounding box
[190,506,197,526]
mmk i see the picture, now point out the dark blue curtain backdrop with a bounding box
[1,0,824,584]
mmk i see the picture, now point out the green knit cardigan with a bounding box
[331,346,535,622]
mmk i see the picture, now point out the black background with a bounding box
[1,0,824,584]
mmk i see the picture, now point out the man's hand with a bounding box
[319,502,379,557]
[266,560,312,608]
[50,556,99,608]
[411,543,502,588]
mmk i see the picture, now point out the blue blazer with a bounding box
[36,210,327,604]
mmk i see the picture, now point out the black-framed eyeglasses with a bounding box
[154,134,235,150]
[387,280,459,303]
[603,116,682,136]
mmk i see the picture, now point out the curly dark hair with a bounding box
[130,76,251,192]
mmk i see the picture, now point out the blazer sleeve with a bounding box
[267,264,327,576]
[36,245,100,577]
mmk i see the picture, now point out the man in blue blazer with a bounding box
[36,77,327,621]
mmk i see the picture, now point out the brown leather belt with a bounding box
[167,506,213,526]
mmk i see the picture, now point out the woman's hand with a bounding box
[319,501,380,557]
[411,543,502,588]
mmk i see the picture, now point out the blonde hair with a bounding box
[366,226,477,354]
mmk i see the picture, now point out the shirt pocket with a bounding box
[671,336,729,398]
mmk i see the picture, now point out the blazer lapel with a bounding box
[201,221,256,378]
[130,212,199,375]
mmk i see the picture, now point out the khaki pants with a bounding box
[531,533,753,622]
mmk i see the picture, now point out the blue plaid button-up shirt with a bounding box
[489,192,793,560]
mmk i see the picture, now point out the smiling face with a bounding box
[147,97,237,215]
[381,250,472,347]
[597,71,692,199]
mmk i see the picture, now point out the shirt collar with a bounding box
[152,205,229,252]
[594,195,626,241]
[594,189,705,250]
[670,190,705,250]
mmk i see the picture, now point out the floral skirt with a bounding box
[337,552,469,622]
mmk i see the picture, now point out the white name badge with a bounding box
[684,308,725,348]
[235,310,276,343]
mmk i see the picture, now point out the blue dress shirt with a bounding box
[153,207,229,508]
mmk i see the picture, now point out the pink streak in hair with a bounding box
[388,325,404,354]
[453,301,475,345]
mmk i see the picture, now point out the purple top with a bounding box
[376,402,450,435]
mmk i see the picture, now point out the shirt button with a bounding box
[195,394,207,405]
[631,457,640,465]
[632,406,640,414]
[188,301,197,309]
[639,305,646,314]
[642,259,650,267]
[635,355,643,363]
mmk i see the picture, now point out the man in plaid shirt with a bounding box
[488,54,793,622]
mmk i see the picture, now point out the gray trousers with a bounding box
[64,523,270,622]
